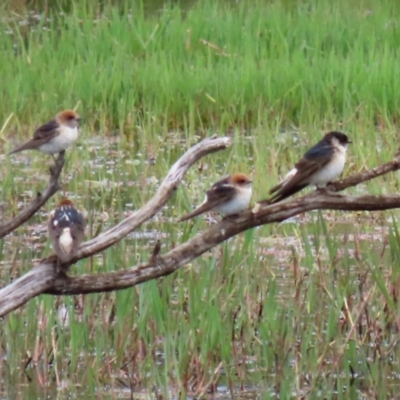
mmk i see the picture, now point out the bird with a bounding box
[269,131,351,204]
[179,173,252,221]
[9,110,80,156]
[48,198,85,269]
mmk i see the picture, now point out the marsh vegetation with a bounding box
[2,0,400,398]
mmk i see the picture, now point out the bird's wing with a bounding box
[72,213,86,236]
[9,119,60,154]
[48,209,85,234]
[48,218,64,240]
[70,218,86,252]
[269,144,334,203]
[206,180,237,204]
[302,141,334,160]
[32,119,60,141]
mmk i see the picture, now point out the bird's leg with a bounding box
[54,257,68,278]
[316,183,340,195]
[316,184,329,193]
[222,213,240,221]
[55,257,62,275]
[58,150,66,194]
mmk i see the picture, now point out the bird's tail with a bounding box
[268,184,308,204]
[178,203,213,222]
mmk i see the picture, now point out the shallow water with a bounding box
[3,133,398,398]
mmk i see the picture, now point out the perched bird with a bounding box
[9,110,80,155]
[48,199,85,266]
[269,131,351,204]
[179,173,252,222]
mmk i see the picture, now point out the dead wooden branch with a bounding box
[0,136,231,315]
[67,135,231,263]
[1,139,400,317]
[0,152,65,239]
[42,192,400,297]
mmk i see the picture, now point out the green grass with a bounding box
[2,0,400,398]
[1,0,400,134]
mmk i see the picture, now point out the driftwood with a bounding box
[0,151,65,238]
[1,136,400,317]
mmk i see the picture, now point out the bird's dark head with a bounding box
[324,131,351,146]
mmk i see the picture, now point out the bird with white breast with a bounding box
[48,198,85,270]
[179,173,252,221]
[269,131,351,204]
[9,110,81,156]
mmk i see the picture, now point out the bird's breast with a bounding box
[213,187,252,215]
[309,151,346,185]
[39,127,79,154]
[59,228,74,255]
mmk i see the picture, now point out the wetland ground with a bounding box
[2,0,400,398]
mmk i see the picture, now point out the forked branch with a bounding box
[0,136,231,315]
[0,152,65,239]
[1,140,400,317]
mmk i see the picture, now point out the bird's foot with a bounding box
[54,258,69,278]
[222,213,239,221]
[316,183,342,196]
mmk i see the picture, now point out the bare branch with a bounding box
[0,262,55,311]
[62,135,231,266]
[0,136,231,315]
[41,192,400,297]
[1,139,400,317]
[2,191,400,317]
[0,152,65,238]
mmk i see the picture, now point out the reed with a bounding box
[1,0,400,397]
